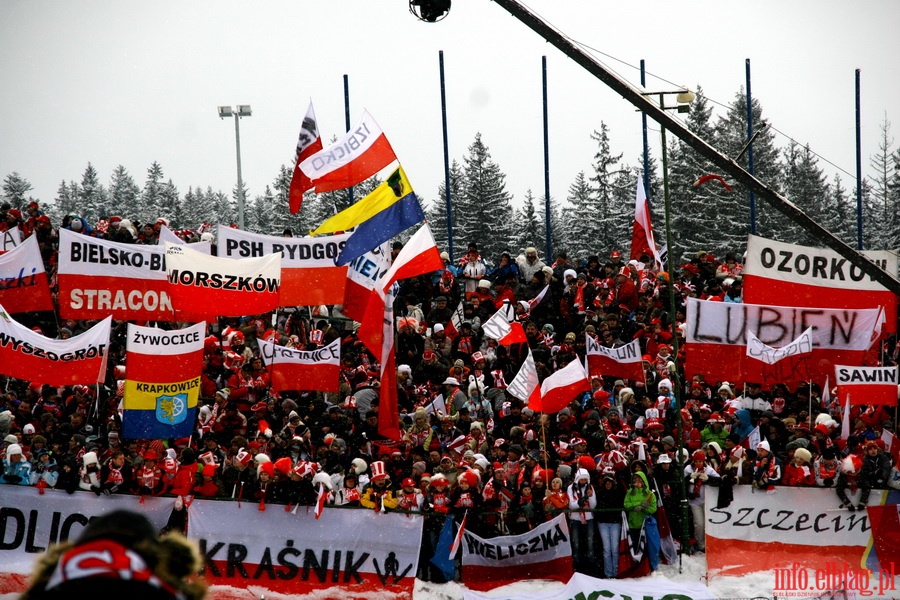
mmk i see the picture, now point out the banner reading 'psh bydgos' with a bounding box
[123,322,205,440]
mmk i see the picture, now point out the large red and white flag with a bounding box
[377,286,402,441]
[0,234,54,313]
[530,357,590,414]
[629,177,663,269]
[481,302,527,345]
[684,298,883,390]
[743,234,898,334]
[835,365,898,406]
[165,242,281,318]
[379,223,443,292]
[0,306,110,385]
[216,226,349,307]
[57,229,174,321]
[507,348,539,404]
[342,242,391,323]
[289,100,323,214]
[299,110,397,194]
[258,338,341,393]
[585,336,644,381]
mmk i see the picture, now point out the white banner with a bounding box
[462,513,571,568]
[461,572,711,600]
[746,326,813,365]
[216,225,350,267]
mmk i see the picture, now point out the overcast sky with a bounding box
[2,1,899,217]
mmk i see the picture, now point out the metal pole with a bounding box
[746,59,756,235]
[439,50,454,260]
[856,69,863,250]
[641,59,651,205]
[233,113,245,229]
[487,0,900,296]
[344,74,354,206]
[542,56,553,259]
[659,96,691,557]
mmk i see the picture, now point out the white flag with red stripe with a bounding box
[630,177,663,270]
[507,348,539,404]
[314,484,328,519]
[530,358,590,414]
[380,223,444,292]
[445,299,466,340]
[527,284,550,312]
[449,511,467,559]
[289,100,323,213]
[481,302,527,345]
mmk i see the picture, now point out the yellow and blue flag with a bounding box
[311,165,414,236]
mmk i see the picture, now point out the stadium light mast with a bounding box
[218,105,252,229]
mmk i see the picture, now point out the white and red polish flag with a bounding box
[299,109,397,194]
[258,338,341,393]
[0,234,54,313]
[314,484,328,519]
[742,234,898,334]
[629,177,663,270]
[530,357,590,414]
[164,242,281,319]
[159,224,211,255]
[445,299,466,341]
[585,335,644,381]
[0,305,111,385]
[341,242,391,323]
[377,285,402,441]
[527,284,550,312]
[215,226,349,307]
[379,223,444,292]
[481,301,527,345]
[289,100,323,214]
[507,348,539,404]
[835,364,899,406]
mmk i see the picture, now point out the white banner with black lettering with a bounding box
[461,572,711,600]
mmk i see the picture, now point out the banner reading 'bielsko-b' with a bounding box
[165,242,281,318]
[215,226,350,307]
[123,322,205,440]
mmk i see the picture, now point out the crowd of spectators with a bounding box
[1,201,899,581]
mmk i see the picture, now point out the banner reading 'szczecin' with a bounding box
[123,322,205,440]
[258,337,341,393]
[0,305,110,385]
[165,242,281,318]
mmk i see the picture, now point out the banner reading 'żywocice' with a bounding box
[835,365,899,406]
[165,242,281,318]
[0,234,54,313]
[123,322,205,440]
[258,337,341,392]
[684,297,882,389]
[586,336,644,381]
[215,226,349,307]
[57,229,174,321]
[460,513,573,591]
[0,305,110,385]
[742,234,898,334]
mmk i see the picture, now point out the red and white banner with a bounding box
[529,358,590,414]
[481,302,527,345]
[188,493,422,599]
[460,514,573,591]
[215,226,349,307]
[745,326,814,380]
[0,306,110,385]
[258,337,341,392]
[835,365,899,406]
[0,234,54,313]
[289,100,323,213]
[0,487,177,595]
[742,234,898,334]
[165,242,281,318]
[0,227,22,253]
[706,486,894,581]
[342,242,391,323]
[298,109,397,194]
[586,336,644,381]
[462,572,711,600]
[57,229,174,321]
[684,297,882,389]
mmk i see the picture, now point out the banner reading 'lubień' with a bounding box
[123,322,205,440]
[165,242,281,318]
[215,225,350,307]
[0,305,110,385]
[742,234,898,334]
[258,337,340,393]
[187,496,422,599]
[684,297,883,389]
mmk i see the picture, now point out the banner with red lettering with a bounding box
[835,365,899,406]
[57,229,174,321]
[258,337,341,392]
[684,298,883,389]
[742,234,898,334]
[460,513,572,591]
[165,242,281,318]
[0,234,54,313]
[188,497,422,599]
[0,305,110,385]
[215,226,350,307]
[585,336,644,381]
